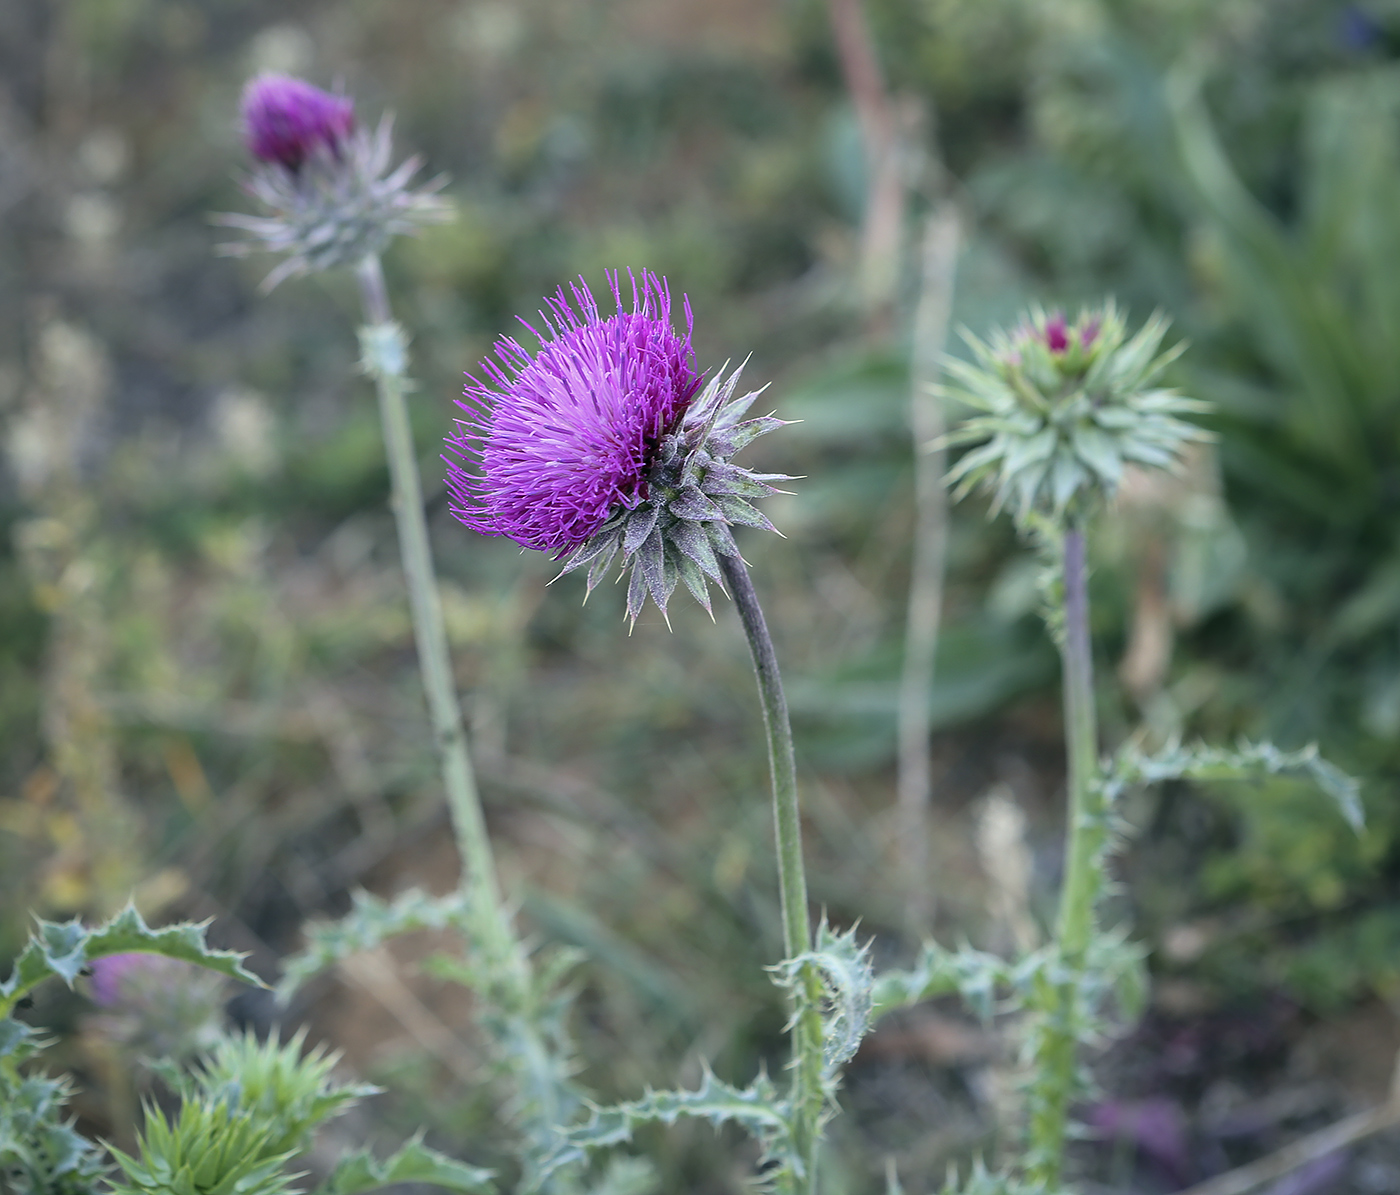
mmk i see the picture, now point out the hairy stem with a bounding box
[718,551,823,1194]
[354,256,514,968]
[1028,524,1102,1186]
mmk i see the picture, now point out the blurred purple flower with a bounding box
[1088,1097,1194,1186]
[1339,7,1383,53]
[88,952,157,1007]
[447,270,703,555]
[1044,312,1070,353]
[241,74,355,171]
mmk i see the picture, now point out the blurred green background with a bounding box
[3,0,1400,1191]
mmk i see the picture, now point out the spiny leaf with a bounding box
[772,922,875,1078]
[314,1135,496,1195]
[1102,738,1364,831]
[872,942,1014,1023]
[0,904,262,1014]
[276,888,469,1002]
[540,1070,793,1185]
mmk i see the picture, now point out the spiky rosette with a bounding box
[556,363,792,624]
[216,114,451,289]
[939,303,1209,525]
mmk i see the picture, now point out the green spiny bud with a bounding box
[939,303,1209,526]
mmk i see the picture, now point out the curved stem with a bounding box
[719,552,810,959]
[354,255,514,971]
[717,551,822,1194]
[1028,524,1102,1186]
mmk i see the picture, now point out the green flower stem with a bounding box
[1029,523,1102,1187]
[717,551,823,1194]
[353,255,516,975]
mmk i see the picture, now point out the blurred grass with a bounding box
[2,0,1399,1191]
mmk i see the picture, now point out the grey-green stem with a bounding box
[354,255,516,974]
[717,551,823,1194]
[1029,523,1101,1186]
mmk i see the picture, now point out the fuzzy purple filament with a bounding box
[88,952,155,1007]
[241,74,355,170]
[447,270,703,555]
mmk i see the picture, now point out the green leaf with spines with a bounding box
[1101,738,1364,831]
[165,1029,378,1158]
[771,922,875,1080]
[313,1135,495,1195]
[0,904,262,1016]
[539,1070,793,1186]
[872,942,1014,1023]
[276,888,470,1002]
[0,1057,111,1195]
[107,1100,298,1195]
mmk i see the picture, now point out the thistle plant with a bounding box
[861,304,1363,1193]
[217,74,583,1188]
[448,270,877,1195]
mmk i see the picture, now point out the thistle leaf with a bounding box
[314,1135,496,1195]
[276,888,469,1002]
[0,904,262,1015]
[772,922,875,1078]
[1102,738,1364,831]
[540,1070,793,1184]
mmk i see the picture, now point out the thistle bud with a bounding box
[940,303,1209,525]
[241,74,355,171]
[217,76,451,289]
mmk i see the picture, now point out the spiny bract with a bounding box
[939,303,1209,524]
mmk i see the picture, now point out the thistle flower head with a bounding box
[241,74,355,170]
[88,951,156,1007]
[217,77,451,289]
[447,270,792,624]
[941,302,1209,525]
[85,952,227,1061]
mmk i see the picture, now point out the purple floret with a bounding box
[241,74,355,171]
[88,952,155,1007]
[447,270,703,555]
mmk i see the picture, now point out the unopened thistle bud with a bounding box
[86,952,226,1060]
[446,270,792,624]
[217,75,451,289]
[241,74,355,170]
[940,303,1208,525]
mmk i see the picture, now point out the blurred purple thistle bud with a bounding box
[241,74,355,171]
[216,77,451,289]
[447,269,794,625]
[88,952,156,1007]
[85,952,226,1060]
[1044,312,1070,353]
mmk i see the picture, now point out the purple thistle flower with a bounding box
[1044,312,1070,353]
[88,952,157,1007]
[449,271,702,554]
[447,270,792,623]
[241,74,355,171]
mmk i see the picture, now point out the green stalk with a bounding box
[717,551,823,1194]
[354,255,517,972]
[1028,523,1103,1187]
